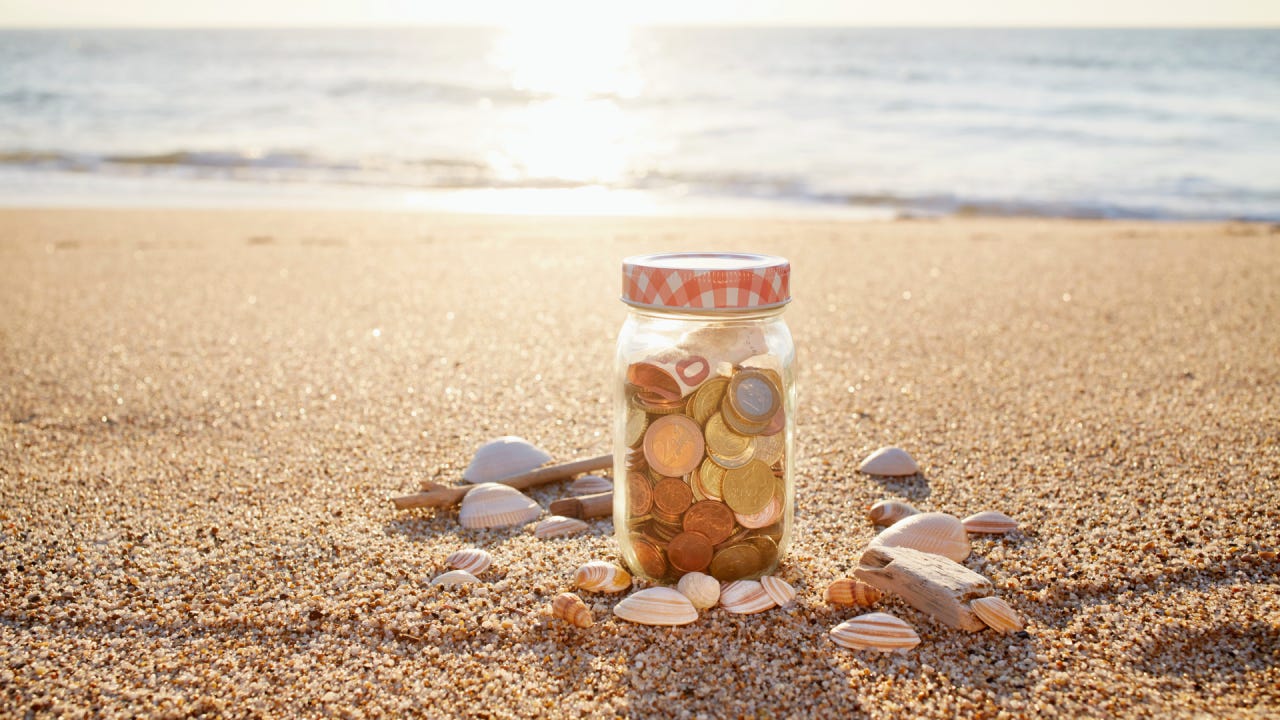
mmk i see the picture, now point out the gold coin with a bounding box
[705,413,755,469]
[753,430,785,466]
[708,543,763,581]
[625,404,648,448]
[735,491,782,529]
[745,535,779,573]
[721,460,775,515]
[643,414,705,477]
[685,376,729,426]
[697,458,726,500]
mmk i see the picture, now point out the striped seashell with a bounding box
[463,436,552,484]
[962,510,1018,535]
[857,446,920,476]
[676,571,720,610]
[719,580,777,615]
[869,511,971,562]
[430,569,480,587]
[613,587,699,626]
[458,483,542,529]
[573,561,632,594]
[867,500,920,527]
[830,612,920,653]
[551,592,593,628]
[533,515,589,539]
[970,596,1024,633]
[570,474,613,495]
[760,576,797,608]
[445,548,492,575]
[823,577,883,607]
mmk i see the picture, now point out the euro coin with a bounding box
[643,414,705,477]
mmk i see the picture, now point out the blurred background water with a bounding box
[1,27,1277,218]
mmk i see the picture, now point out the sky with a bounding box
[1,0,1278,27]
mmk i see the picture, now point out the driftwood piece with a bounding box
[855,544,993,631]
[391,454,612,510]
[549,491,613,520]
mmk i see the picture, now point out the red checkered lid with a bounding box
[622,252,791,311]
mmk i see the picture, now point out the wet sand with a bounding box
[1,209,1277,718]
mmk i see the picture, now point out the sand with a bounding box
[1,209,1277,718]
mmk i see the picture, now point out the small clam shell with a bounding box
[677,572,720,610]
[463,436,552,484]
[458,483,542,529]
[870,511,971,562]
[760,576,796,608]
[858,446,920,476]
[867,500,920,527]
[534,515,589,539]
[971,596,1024,633]
[613,587,699,626]
[551,592,593,628]
[573,561,632,594]
[962,510,1018,535]
[445,548,492,575]
[570,474,613,495]
[430,569,480,587]
[824,577,883,607]
[830,612,920,653]
[719,580,777,615]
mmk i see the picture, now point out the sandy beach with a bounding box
[1,208,1277,718]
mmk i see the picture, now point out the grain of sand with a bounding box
[1,209,1277,718]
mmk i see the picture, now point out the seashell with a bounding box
[613,587,699,626]
[962,510,1018,535]
[824,577,883,607]
[534,515,590,539]
[970,596,1024,633]
[867,500,920,527]
[857,446,920,476]
[760,576,797,608]
[445,548,492,575]
[570,474,613,495]
[458,483,542,529]
[830,612,921,653]
[573,561,632,594]
[719,580,777,615]
[677,572,720,610]
[869,511,971,562]
[463,436,552,484]
[551,592,593,628]
[430,569,480,586]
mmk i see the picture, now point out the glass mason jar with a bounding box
[614,252,794,584]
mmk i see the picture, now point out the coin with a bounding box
[682,500,736,545]
[652,476,694,516]
[625,404,648,448]
[697,458,726,500]
[753,430,785,466]
[685,376,729,426]
[627,361,682,401]
[721,460,775,515]
[633,392,687,415]
[727,369,780,423]
[745,535,779,572]
[708,543,762,581]
[632,537,668,579]
[735,491,782,529]
[667,531,714,573]
[759,406,785,437]
[627,471,653,516]
[643,414,705,477]
[705,413,754,468]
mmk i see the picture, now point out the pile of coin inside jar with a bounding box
[623,357,787,583]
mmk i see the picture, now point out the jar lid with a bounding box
[621,252,791,311]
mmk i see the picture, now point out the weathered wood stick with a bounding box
[855,544,993,631]
[391,454,612,510]
[549,491,614,520]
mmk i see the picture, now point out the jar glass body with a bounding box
[613,306,795,583]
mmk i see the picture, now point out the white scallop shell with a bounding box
[463,436,552,484]
[719,580,777,615]
[830,612,920,653]
[613,587,699,626]
[857,446,920,476]
[962,510,1018,535]
[760,576,797,608]
[533,515,589,539]
[867,500,920,526]
[971,596,1024,633]
[569,474,614,495]
[676,572,720,610]
[573,561,632,594]
[445,548,492,575]
[869,511,971,562]
[430,569,480,586]
[458,483,542,529]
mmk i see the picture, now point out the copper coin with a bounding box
[708,543,763,581]
[643,414,705,477]
[627,471,653,516]
[667,531,714,573]
[627,361,682,401]
[633,392,687,415]
[727,369,780,423]
[682,500,737,545]
[632,537,668,579]
[652,476,694,516]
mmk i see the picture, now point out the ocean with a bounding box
[1,27,1277,219]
